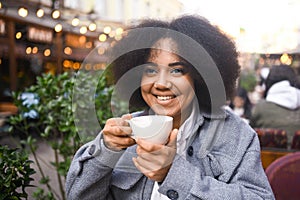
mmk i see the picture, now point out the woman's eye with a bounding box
[144,68,157,75]
[170,68,184,75]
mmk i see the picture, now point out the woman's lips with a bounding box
[156,95,175,101]
[155,95,177,105]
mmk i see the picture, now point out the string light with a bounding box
[85,63,92,70]
[63,60,72,68]
[85,41,92,48]
[98,47,105,55]
[36,7,44,18]
[44,49,51,57]
[73,62,80,70]
[15,32,22,39]
[54,23,62,32]
[64,47,72,55]
[32,47,38,54]
[99,33,107,42]
[52,9,60,19]
[18,6,28,18]
[72,16,80,26]
[26,47,32,54]
[88,21,97,32]
[280,53,292,65]
[103,26,111,34]
[10,1,126,67]
[80,26,87,34]
[115,27,123,35]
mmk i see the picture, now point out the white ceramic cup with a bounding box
[127,115,173,144]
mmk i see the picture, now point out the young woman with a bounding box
[66,15,274,199]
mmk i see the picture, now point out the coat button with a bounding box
[187,146,194,156]
[167,189,179,199]
[88,144,96,155]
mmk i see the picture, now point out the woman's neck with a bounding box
[173,106,193,129]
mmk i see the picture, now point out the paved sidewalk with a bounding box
[0,134,64,199]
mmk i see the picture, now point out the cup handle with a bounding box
[125,119,131,126]
[125,119,135,137]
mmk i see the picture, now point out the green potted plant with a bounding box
[8,71,114,199]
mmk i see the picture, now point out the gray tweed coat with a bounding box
[66,109,275,200]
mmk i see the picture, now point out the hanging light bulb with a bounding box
[51,0,60,19]
[44,49,51,57]
[99,34,107,42]
[26,47,32,54]
[36,7,44,18]
[116,27,123,35]
[18,6,28,18]
[32,46,38,54]
[103,26,111,34]
[80,26,87,34]
[52,9,60,19]
[15,32,22,39]
[88,21,97,32]
[54,23,62,32]
[64,47,72,55]
[72,16,80,26]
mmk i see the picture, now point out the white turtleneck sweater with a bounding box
[150,98,202,199]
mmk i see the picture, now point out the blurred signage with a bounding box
[28,27,53,43]
[0,19,5,35]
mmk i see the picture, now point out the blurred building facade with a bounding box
[64,0,183,23]
[0,0,183,102]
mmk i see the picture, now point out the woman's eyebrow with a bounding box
[168,61,189,67]
[144,61,189,67]
[144,62,157,66]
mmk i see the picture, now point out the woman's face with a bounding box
[233,96,245,108]
[140,38,195,127]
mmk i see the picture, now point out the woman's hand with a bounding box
[133,129,178,182]
[102,114,136,151]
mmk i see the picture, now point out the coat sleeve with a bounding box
[158,128,275,199]
[249,101,263,128]
[65,132,125,200]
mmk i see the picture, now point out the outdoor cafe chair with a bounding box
[265,151,300,200]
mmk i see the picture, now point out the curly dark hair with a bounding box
[107,14,241,113]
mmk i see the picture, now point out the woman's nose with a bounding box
[154,73,172,89]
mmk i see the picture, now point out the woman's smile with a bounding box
[156,95,174,101]
[153,94,177,105]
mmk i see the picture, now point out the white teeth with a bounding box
[157,96,173,101]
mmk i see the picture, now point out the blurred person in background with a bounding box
[229,87,252,123]
[248,67,269,105]
[66,15,274,199]
[250,64,300,148]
